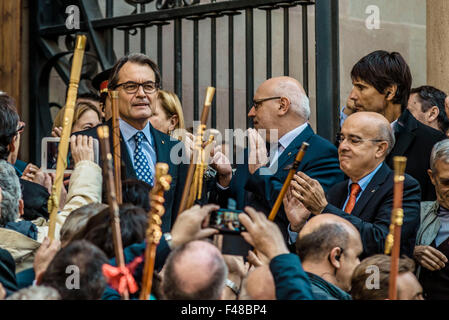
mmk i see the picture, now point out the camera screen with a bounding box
[209,209,246,234]
[46,141,75,171]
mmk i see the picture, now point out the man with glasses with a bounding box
[79,53,188,233]
[210,76,344,240]
[287,112,420,258]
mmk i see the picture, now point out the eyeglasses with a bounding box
[114,81,159,94]
[16,121,25,134]
[251,96,281,111]
[336,133,384,146]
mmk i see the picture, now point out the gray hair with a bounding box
[430,139,449,172]
[7,285,61,300]
[0,160,21,226]
[273,79,310,120]
[377,121,396,156]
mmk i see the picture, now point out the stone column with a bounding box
[427,0,449,94]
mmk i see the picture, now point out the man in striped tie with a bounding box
[286,112,421,259]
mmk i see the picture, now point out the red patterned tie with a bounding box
[344,183,361,214]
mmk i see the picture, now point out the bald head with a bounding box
[338,112,394,181]
[297,214,361,262]
[162,240,228,300]
[345,112,395,155]
[258,76,310,120]
[244,266,276,300]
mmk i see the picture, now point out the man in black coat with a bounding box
[348,50,444,201]
[387,108,446,201]
[77,54,188,233]
[0,248,18,297]
[288,112,421,258]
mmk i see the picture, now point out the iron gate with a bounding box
[28,0,339,164]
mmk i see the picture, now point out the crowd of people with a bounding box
[0,49,448,300]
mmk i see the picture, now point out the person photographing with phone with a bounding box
[0,134,102,273]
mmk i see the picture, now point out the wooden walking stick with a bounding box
[47,34,87,240]
[97,126,130,300]
[110,90,122,204]
[385,156,407,300]
[178,87,215,214]
[140,163,171,300]
[268,142,309,221]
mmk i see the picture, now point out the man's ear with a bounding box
[278,97,290,115]
[18,199,24,217]
[375,141,389,159]
[385,84,398,101]
[328,247,342,269]
[427,106,440,123]
[428,169,436,186]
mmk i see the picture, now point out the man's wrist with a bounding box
[217,172,232,188]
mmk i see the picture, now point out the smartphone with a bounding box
[41,137,99,173]
[209,208,246,234]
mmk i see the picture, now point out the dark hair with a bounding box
[60,203,108,246]
[350,254,415,300]
[77,92,101,103]
[351,50,412,111]
[69,203,147,259]
[296,222,349,262]
[0,93,19,160]
[122,179,151,212]
[162,241,227,300]
[108,53,161,90]
[410,85,449,133]
[40,240,108,300]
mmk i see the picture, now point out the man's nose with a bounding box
[248,106,256,117]
[338,139,350,152]
[136,84,146,97]
[349,87,358,101]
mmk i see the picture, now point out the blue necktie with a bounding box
[133,131,154,186]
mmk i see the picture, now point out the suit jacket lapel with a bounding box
[350,163,391,217]
[150,125,169,163]
[276,124,314,171]
[107,119,136,179]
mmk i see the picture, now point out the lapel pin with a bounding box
[288,152,292,156]
[162,140,165,144]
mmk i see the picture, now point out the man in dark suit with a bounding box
[388,108,446,201]
[289,112,421,258]
[209,76,344,239]
[0,248,18,297]
[348,50,445,201]
[78,54,188,232]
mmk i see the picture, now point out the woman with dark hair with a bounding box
[68,203,147,259]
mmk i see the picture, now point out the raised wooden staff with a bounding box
[140,163,171,300]
[178,87,215,214]
[110,90,122,203]
[384,156,407,300]
[268,142,309,221]
[97,126,129,300]
[48,34,87,240]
